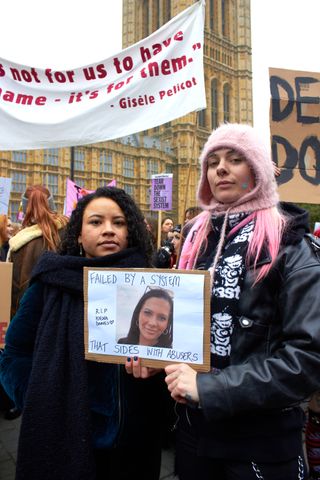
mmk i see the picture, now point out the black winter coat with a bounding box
[0,248,168,479]
[184,204,320,462]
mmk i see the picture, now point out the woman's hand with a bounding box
[125,356,162,379]
[165,363,199,404]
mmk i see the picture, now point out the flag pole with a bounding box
[182,112,199,223]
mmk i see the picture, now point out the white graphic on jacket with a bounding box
[211,222,253,360]
[232,222,254,244]
[213,254,243,300]
[211,312,233,356]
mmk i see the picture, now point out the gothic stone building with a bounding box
[0,0,252,223]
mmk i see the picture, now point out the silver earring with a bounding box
[163,327,169,336]
[79,243,83,256]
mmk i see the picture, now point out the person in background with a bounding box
[184,206,202,224]
[166,228,175,242]
[306,393,320,480]
[0,186,167,480]
[153,224,182,269]
[171,224,183,267]
[0,215,14,261]
[165,123,320,480]
[118,288,173,348]
[305,227,320,479]
[7,185,68,318]
[182,208,203,248]
[160,216,174,245]
[145,216,158,248]
[0,214,16,419]
[10,222,22,237]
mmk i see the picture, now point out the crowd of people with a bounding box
[1,123,320,480]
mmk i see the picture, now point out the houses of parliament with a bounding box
[0,0,252,222]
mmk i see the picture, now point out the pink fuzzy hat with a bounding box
[197,123,279,214]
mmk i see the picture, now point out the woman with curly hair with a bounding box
[7,185,68,317]
[0,187,166,480]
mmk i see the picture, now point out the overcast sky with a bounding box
[0,0,318,146]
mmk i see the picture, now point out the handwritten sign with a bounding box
[0,177,12,215]
[150,174,173,211]
[269,67,320,203]
[0,1,205,150]
[83,268,210,371]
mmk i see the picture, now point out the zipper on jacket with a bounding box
[171,401,180,432]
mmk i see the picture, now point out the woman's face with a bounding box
[138,297,171,346]
[207,148,255,204]
[6,218,14,241]
[78,197,128,258]
[166,230,174,241]
[172,232,181,255]
[162,218,173,233]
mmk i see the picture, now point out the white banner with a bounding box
[0,1,205,150]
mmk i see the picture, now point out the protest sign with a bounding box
[0,1,205,150]
[0,177,12,215]
[0,262,12,348]
[64,178,116,216]
[150,173,173,211]
[84,268,210,371]
[269,67,320,203]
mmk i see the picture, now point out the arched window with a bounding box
[211,79,218,130]
[198,109,206,128]
[143,0,149,38]
[223,84,230,122]
[154,0,160,30]
[209,0,215,31]
[221,0,229,37]
[164,0,171,23]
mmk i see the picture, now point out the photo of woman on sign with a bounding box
[118,288,173,348]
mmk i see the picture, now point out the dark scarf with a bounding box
[16,248,148,480]
[208,214,254,369]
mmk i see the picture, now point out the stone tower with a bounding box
[122,0,252,220]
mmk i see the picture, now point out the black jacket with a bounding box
[187,204,320,461]
[0,242,9,261]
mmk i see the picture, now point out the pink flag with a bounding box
[64,179,94,217]
[107,179,117,187]
[16,201,24,222]
[64,179,117,217]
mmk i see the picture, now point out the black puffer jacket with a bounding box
[186,203,320,461]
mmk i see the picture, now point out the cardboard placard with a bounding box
[84,268,211,372]
[269,67,320,203]
[0,262,12,348]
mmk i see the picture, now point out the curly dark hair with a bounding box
[59,187,153,263]
[119,288,173,348]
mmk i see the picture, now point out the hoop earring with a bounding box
[163,328,169,335]
[79,243,83,256]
